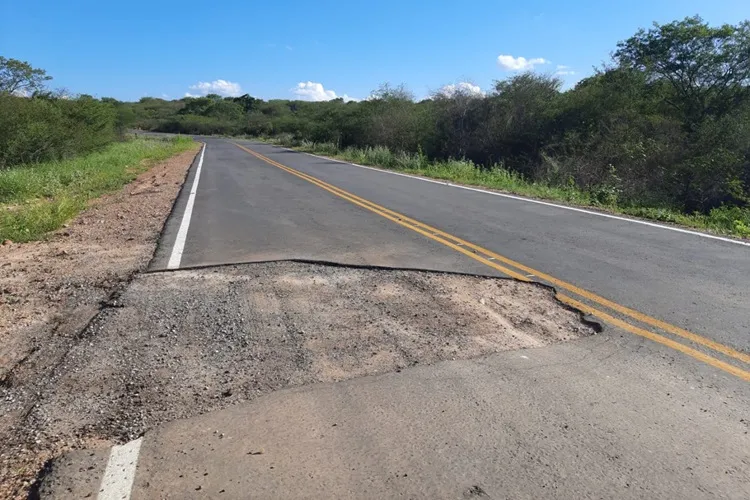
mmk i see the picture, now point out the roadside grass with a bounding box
[0,137,196,242]
[261,136,750,239]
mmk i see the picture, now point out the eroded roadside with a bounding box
[30,262,595,437]
[0,146,201,499]
[2,263,596,499]
[0,143,596,499]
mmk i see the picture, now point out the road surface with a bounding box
[44,138,750,499]
[154,139,750,357]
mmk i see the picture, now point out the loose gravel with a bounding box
[0,146,596,500]
[3,261,595,496]
[0,146,200,499]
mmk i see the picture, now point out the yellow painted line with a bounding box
[277,162,750,367]
[234,144,531,281]
[232,142,750,381]
[559,295,750,382]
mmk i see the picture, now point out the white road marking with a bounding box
[283,148,750,248]
[97,438,142,500]
[167,143,206,269]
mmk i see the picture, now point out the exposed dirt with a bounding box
[0,146,200,499]
[3,259,595,498]
[0,143,596,500]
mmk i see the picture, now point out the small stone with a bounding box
[2,240,11,246]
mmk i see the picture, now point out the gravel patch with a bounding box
[0,146,200,499]
[0,144,597,499]
[3,261,595,495]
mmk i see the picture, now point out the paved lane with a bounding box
[237,140,750,356]
[43,136,750,499]
[152,138,496,275]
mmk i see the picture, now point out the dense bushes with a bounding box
[124,16,749,227]
[0,56,122,169]
[0,93,117,169]
[157,115,243,136]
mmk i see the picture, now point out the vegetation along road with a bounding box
[43,137,750,498]
[2,13,749,500]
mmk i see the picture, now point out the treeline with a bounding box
[127,16,750,217]
[0,57,128,169]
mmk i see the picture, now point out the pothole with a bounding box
[24,261,595,445]
[4,261,596,497]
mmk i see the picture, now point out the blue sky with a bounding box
[2,0,748,102]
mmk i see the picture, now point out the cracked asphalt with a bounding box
[38,138,750,499]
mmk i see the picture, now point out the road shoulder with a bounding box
[0,145,200,499]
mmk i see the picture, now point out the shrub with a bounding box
[0,94,116,168]
[156,115,242,136]
[364,146,394,167]
[705,206,750,236]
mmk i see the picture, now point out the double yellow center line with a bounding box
[233,142,750,382]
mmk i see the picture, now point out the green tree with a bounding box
[482,73,562,171]
[364,83,423,151]
[614,16,750,128]
[0,56,52,95]
[231,94,261,113]
[429,86,484,159]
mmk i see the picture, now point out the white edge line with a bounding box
[97,438,143,500]
[272,146,750,248]
[167,143,206,269]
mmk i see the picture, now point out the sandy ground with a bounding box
[0,146,200,499]
[0,143,595,499]
[27,263,594,440]
[3,263,595,498]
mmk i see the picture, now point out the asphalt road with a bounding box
[46,137,750,499]
[154,138,750,356]
[237,140,750,354]
[151,137,496,273]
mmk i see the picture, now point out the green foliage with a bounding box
[0,56,52,95]
[158,114,243,136]
[614,16,750,126]
[0,57,198,242]
[0,137,196,241]
[0,93,118,168]
[114,16,750,238]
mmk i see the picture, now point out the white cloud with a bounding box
[187,79,243,97]
[438,82,484,97]
[497,55,549,71]
[293,81,336,101]
[292,81,357,102]
[554,65,576,76]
